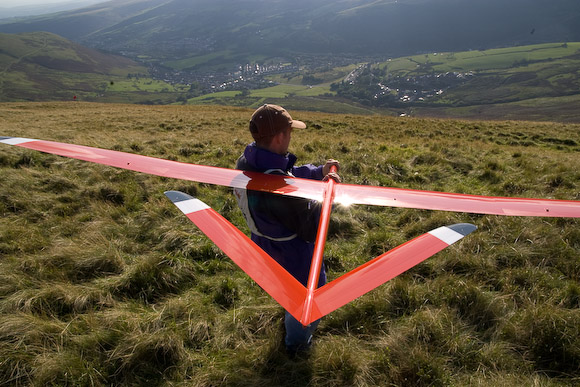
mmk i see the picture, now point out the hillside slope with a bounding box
[0,102,578,385]
[327,42,580,122]
[0,32,149,102]
[0,0,168,42]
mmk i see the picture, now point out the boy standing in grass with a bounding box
[234,104,340,355]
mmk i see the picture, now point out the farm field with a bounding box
[0,102,579,386]
[379,43,580,75]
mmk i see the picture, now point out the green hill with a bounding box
[0,102,579,385]
[0,0,166,42]
[0,32,186,103]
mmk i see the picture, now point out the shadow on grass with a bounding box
[259,352,314,386]
[257,333,315,386]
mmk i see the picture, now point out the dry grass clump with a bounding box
[0,102,579,385]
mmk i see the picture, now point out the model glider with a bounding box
[2,137,580,325]
[2,137,579,217]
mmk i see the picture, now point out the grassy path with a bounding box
[0,34,48,94]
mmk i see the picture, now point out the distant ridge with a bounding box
[0,0,169,43]
[1,0,579,63]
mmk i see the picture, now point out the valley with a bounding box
[1,0,580,121]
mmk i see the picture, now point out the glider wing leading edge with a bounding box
[335,183,580,217]
[1,137,580,217]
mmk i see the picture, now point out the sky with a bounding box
[0,0,105,7]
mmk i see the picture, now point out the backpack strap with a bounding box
[233,169,297,242]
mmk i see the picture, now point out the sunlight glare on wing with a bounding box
[334,193,355,207]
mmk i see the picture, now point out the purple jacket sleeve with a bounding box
[292,164,324,180]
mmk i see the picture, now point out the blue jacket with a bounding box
[235,143,326,287]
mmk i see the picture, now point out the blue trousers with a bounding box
[284,311,320,351]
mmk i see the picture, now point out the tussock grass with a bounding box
[0,102,579,385]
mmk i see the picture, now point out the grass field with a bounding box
[378,43,580,76]
[106,79,189,94]
[0,102,579,386]
[187,84,334,106]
